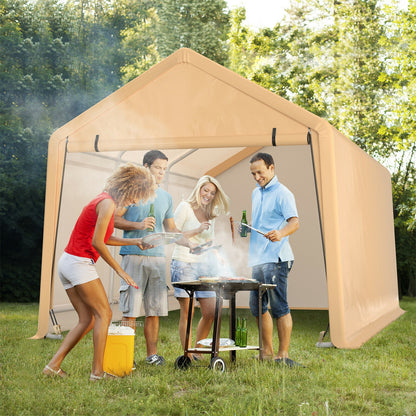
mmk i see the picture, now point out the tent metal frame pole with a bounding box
[83,150,199,184]
[47,137,69,338]
[165,149,199,191]
[307,128,327,275]
[307,128,332,345]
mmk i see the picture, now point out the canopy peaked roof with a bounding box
[52,48,323,152]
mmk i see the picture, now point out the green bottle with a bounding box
[240,210,248,237]
[235,317,241,347]
[146,204,155,232]
[240,318,247,348]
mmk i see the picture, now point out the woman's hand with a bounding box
[181,221,211,240]
[118,269,139,289]
[188,242,198,251]
[198,221,210,233]
[189,240,212,254]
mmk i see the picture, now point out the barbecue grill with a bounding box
[173,278,276,372]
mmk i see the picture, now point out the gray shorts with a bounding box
[119,255,168,318]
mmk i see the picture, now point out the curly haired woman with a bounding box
[43,164,155,381]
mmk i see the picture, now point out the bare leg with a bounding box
[195,297,215,347]
[275,312,292,359]
[44,279,112,377]
[44,288,94,375]
[256,310,274,359]
[78,280,112,376]
[144,316,159,357]
[177,297,194,354]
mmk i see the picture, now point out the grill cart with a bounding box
[173,279,276,372]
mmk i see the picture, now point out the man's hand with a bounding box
[136,239,154,250]
[138,216,156,231]
[264,230,283,242]
[264,217,299,242]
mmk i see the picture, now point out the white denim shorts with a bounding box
[58,252,99,290]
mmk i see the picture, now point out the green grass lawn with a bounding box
[0,299,415,416]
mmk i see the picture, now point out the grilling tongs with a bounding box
[238,222,267,236]
[190,240,222,255]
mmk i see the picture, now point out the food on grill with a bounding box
[199,276,257,282]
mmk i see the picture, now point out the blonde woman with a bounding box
[171,175,230,360]
[43,164,155,381]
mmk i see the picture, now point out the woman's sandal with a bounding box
[89,372,117,382]
[43,365,68,378]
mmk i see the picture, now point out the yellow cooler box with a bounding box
[103,325,135,377]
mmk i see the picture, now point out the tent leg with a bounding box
[316,323,333,348]
[45,309,63,340]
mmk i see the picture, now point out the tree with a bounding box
[247,0,334,117]
[0,0,129,301]
[327,0,392,157]
[227,7,256,78]
[392,148,416,297]
[155,0,230,65]
[0,0,51,301]
[115,0,161,83]
[384,0,416,296]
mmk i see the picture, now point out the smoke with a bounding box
[210,218,252,278]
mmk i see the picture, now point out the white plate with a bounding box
[142,232,182,247]
[198,338,235,347]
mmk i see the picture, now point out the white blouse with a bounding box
[172,201,215,263]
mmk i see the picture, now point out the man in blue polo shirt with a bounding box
[247,152,301,367]
[115,150,189,366]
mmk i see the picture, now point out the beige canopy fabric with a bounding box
[32,48,403,348]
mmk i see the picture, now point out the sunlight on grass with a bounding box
[0,299,415,415]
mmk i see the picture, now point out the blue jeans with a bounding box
[170,259,216,299]
[249,261,293,318]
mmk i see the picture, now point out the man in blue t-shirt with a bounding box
[247,152,301,367]
[115,150,188,366]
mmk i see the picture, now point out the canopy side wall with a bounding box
[325,127,403,348]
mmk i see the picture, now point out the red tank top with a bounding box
[65,192,114,262]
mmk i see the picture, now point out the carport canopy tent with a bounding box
[33,48,403,349]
